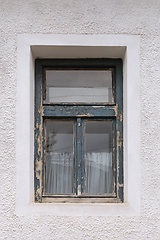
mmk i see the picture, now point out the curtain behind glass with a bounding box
[46,152,112,195]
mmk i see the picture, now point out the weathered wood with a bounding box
[43,105,118,117]
[42,196,120,204]
[34,60,43,202]
[34,58,123,203]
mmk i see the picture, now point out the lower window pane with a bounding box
[45,120,74,194]
[84,120,113,194]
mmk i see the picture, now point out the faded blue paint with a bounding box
[34,58,123,202]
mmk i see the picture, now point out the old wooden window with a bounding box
[35,59,123,203]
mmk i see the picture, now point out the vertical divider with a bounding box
[77,118,82,196]
[74,120,77,195]
[81,120,84,194]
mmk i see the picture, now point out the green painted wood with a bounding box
[43,105,117,117]
[36,58,121,69]
[74,121,77,195]
[81,119,84,193]
[35,58,123,202]
[115,59,123,202]
[113,119,117,197]
[34,60,43,202]
[76,118,82,195]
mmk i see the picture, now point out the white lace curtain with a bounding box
[85,152,112,194]
[46,152,112,194]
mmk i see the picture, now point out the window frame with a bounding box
[34,58,123,203]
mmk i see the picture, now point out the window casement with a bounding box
[34,58,123,203]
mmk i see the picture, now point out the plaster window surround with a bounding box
[16,34,140,216]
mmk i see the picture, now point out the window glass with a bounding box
[45,120,74,194]
[84,121,113,194]
[46,70,113,103]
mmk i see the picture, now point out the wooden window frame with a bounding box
[34,58,123,203]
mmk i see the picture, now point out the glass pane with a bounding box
[84,121,113,194]
[46,70,113,103]
[45,120,74,194]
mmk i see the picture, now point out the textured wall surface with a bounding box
[0,0,160,239]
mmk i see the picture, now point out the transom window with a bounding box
[35,59,123,203]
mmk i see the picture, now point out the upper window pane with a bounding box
[45,70,113,103]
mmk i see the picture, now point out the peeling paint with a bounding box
[92,105,105,108]
[117,130,122,150]
[111,103,118,117]
[78,185,81,196]
[35,59,123,202]
[76,113,93,117]
[118,111,123,122]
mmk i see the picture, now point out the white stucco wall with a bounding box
[0,0,160,239]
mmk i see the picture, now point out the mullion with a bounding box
[76,118,82,195]
[74,120,77,195]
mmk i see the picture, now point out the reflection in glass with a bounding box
[45,121,74,194]
[84,121,113,194]
[46,70,113,103]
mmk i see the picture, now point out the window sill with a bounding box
[41,195,121,203]
[16,202,138,216]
